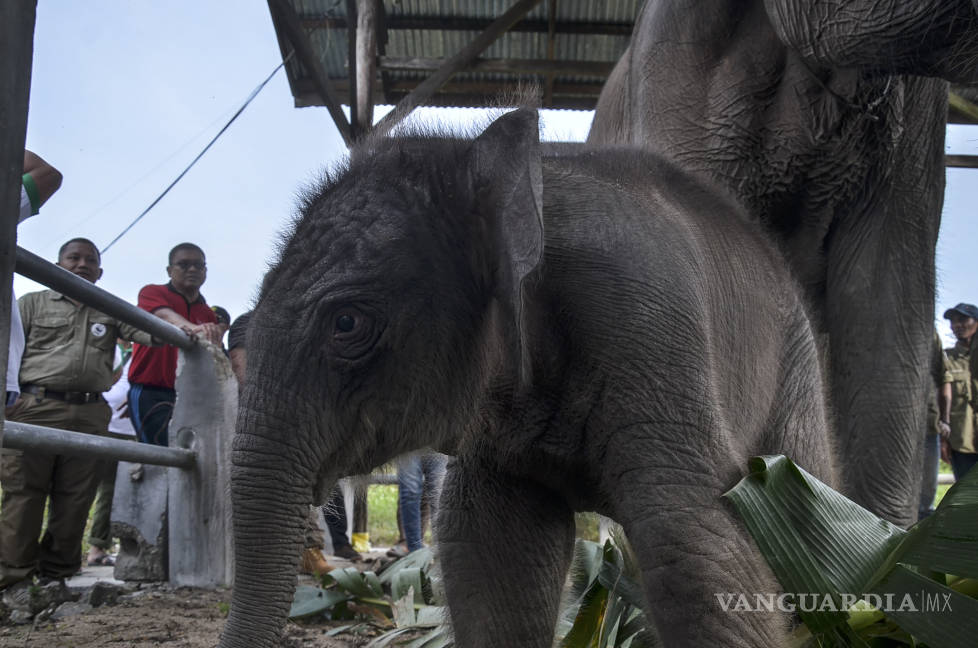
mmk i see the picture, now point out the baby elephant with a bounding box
[220,109,836,648]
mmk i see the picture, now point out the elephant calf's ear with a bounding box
[472,108,544,388]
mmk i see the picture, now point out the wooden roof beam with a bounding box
[296,77,606,100]
[947,155,978,168]
[268,0,353,146]
[374,0,546,137]
[949,91,978,125]
[300,15,633,36]
[378,56,615,77]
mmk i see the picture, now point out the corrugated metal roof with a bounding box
[271,0,641,112]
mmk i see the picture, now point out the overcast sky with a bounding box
[14,0,978,347]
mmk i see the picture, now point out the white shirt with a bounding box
[19,184,31,223]
[5,187,30,404]
[104,354,136,436]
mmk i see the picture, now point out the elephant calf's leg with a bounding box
[617,482,789,648]
[437,458,576,648]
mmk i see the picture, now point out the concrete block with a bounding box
[111,461,168,581]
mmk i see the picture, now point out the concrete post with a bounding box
[111,462,169,581]
[168,342,237,587]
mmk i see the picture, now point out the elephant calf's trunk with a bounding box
[220,463,312,647]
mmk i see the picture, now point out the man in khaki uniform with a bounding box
[1,238,157,588]
[943,303,978,481]
[920,329,951,519]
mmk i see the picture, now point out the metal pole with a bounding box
[15,246,194,350]
[3,421,196,469]
[1,1,38,447]
[946,155,978,169]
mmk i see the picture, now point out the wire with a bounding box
[41,105,239,252]
[101,50,295,254]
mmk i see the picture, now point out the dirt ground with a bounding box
[0,584,382,648]
[0,550,411,648]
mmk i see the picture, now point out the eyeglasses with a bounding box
[172,260,206,271]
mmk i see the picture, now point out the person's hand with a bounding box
[938,420,951,440]
[4,396,24,419]
[191,322,224,346]
[940,437,952,465]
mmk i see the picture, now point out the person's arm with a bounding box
[118,321,158,347]
[21,150,63,217]
[150,306,223,345]
[16,292,34,338]
[938,381,952,439]
[148,306,195,334]
[229,347,247,386]
[227,311,251,384]
[136,285,195,337]
[937,343,952,438]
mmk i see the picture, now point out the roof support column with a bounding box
[543,0,557,107]
[268,0,354,146]
[346,0,359,136]
[354,0,378,137]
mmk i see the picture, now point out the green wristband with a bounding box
[21,173,40,215]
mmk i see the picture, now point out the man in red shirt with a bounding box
[127,243,223,445]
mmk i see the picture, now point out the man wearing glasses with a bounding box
[127,243,222,446]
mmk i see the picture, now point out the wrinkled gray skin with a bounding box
[220,109,836,648]
[588,0,978,528]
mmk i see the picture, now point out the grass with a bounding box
[362,484,603,547]
[366,485,400,546]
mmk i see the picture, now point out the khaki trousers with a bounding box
[0,393,111,585]
[88,432,134,551]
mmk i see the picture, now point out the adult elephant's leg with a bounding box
[437,457,575,648]
[823,85,945,527]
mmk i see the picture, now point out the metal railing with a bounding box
[3,421,196,468]
[15,246,193,350]
[3,246,196,468]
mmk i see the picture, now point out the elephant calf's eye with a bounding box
[336,314,356,333]
[328,305,383,361]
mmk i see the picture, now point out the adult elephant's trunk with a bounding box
[220,407,320,648]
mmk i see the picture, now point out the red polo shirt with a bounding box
[128,283,217,389]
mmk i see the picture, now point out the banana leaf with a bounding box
[379,547,434,585]
[392,567,427,605]
[391,588,417,627]
[558,538,654,648]
[289,585,353,619]
[328,566,385,599]
[726,455,978,648]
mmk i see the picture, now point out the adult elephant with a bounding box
[588,0,978,527]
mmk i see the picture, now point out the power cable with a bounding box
[41,105,238,252]
[101,50,295,254]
